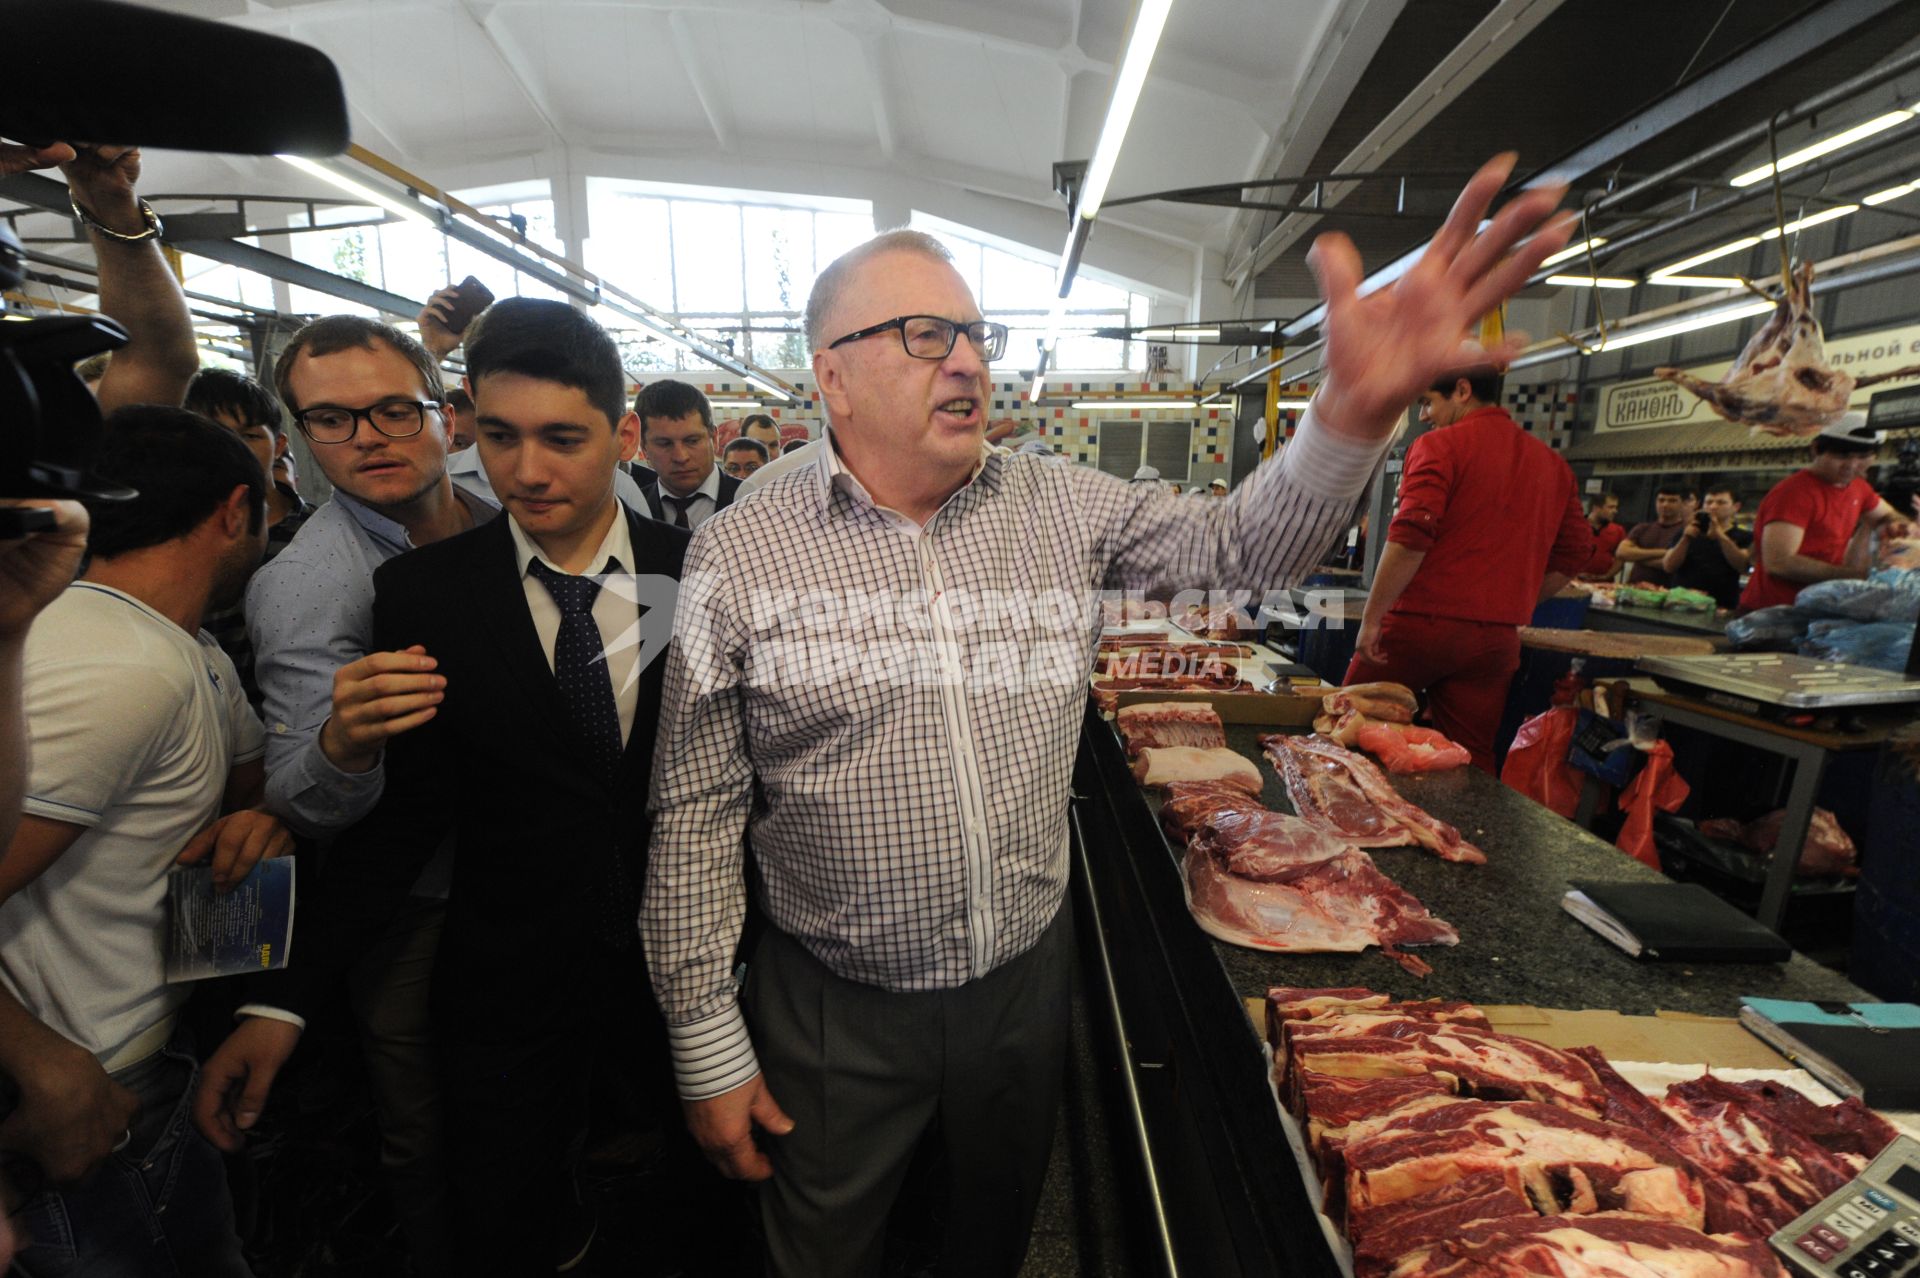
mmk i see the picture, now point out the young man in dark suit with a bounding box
[630,379,740,529]
[194,299,693,1274]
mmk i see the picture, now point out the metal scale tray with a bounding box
[1637,652,1920,711]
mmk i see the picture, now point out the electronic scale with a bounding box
[1636,653,1920,719]
[1773,1136,1920,1276]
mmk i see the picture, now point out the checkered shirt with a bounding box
[642,409,1385,1099]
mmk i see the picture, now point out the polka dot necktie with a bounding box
[529,557,635,948]
[661,494,691,529]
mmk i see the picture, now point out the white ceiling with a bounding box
[121,0,1398,302]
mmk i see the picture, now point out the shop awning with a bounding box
[1564,422,1919,468]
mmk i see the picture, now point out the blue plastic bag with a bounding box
[1726,605,1812,650]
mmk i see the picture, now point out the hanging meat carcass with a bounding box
[1656,262,1920,436]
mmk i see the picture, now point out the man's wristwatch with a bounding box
[69,194,163,243]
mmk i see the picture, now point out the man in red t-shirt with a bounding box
[1347,371,1592,772]
[1580,491,1626,578]
[1740,413,1908,612]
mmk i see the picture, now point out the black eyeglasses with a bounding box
[294,400,441,445]
[827,315,1008,362]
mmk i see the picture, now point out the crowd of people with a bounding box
[0,129,1907,1278]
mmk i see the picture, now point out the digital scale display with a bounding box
[1774,1136,1920,1277]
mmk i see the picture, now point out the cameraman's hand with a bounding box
[0,141,77,178]
[0,501,88,643]
[58,145,143,232]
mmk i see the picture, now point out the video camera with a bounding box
[0,0,350,534]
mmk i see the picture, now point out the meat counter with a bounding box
[1066,706,1872,1278]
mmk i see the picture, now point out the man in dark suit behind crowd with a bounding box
[630,379,739,530]
[194,299,697,1275]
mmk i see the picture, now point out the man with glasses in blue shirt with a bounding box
[240,315,490,1275]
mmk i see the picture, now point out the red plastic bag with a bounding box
[1616,741,1690,870]
[1500,706,1582,817]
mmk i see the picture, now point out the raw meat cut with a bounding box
[1341,1097,1707,1232]
[1328,682,1418,723]
[1313,707,1370,746]
[1698,806,1859,877]
[1132,746,1262,794]
[1355,723,1472,773]
[1091,672,1249,713]
[1656,1076,1870,1232]
[1158,779,1263,843]
[1283,1022,1609,1120]
[1266,730,1415,846]
[1182,840,1457,973]
[1265,734,1487,863]
[1116,701,1226,756]
[1348,1170,1534,1274]
[1656,261,1920,436]
[1190,809,1354,879]
[1265,991,1490,1050]
[1382,1213,1787,1278]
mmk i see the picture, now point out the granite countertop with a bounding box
[1588,601,1731,639]
[1145,722,1865,1015]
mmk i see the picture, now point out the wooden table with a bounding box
[1520,626,1719,659]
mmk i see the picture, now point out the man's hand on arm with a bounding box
[175,810,294,894]
[1306,153,1574,443]
[1615,540,1668,564]
[316,645,445,775]
[192,1017,301,1152]
[683,1074,794,1182]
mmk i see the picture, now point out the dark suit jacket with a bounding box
[277,506,691,1037]
[630,468,739,525]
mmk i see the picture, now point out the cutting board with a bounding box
[1518,627,1718,659]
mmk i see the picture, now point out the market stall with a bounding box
[1071,680,1897,1278]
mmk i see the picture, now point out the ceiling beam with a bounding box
[1225,0,1565,290]
[170,236,424,318]
[1221,0,1402,277]
[668,11,736,153]
[852,23,911,162]
[464,3,569,143]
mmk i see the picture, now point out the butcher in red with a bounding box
[1739,412,1908,611]
[1346,371,1591,773]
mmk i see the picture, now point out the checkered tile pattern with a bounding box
[641,429,1362,1097]
[1504,381,1578,452]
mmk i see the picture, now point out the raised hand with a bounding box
[58,144,146,233]
[1308,153,1575,440]
[416,287,464,362]
[316,645,445,774]
[0,142,77,179]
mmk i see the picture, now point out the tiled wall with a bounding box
[1503,379,1576,451]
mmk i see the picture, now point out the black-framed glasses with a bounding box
[827,315,1008,362]
[293,400,441,445]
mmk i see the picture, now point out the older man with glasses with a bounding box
[643,154,1575,1278]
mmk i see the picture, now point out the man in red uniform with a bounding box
[1739,413,1908,611]
[1579,491,1625,578]
[1347,370,1592,773]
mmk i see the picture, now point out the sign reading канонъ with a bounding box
[1596,322,1920,431]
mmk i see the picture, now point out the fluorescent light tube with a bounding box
[1729,110,1913,187]
[1139,328,1220,340]
[1864,181,1920,206]
[743,371,787,395]
[1653,235,1763,277]
[1075,0,1174,220]
[707,399,763,409]
[278,154,432,226]
[1539,237,1608,268]
[1545,275,1635,288]
[1587,299,1775,353]
[1072,399,1196,410]
[1759,204,1859,238]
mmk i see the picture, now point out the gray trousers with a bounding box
[744,904,1073,1278]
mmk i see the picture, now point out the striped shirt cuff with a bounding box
[235,1003,307,1032]
[1280,403,1394,501]
[668,1003,761,1101]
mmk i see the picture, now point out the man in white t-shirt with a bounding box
[0,406,294,1277]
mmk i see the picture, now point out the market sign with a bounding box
[1596,321,1920,431]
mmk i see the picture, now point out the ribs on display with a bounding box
[1265,986,1902,1278]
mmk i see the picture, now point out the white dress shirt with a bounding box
[508,511,642,746]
